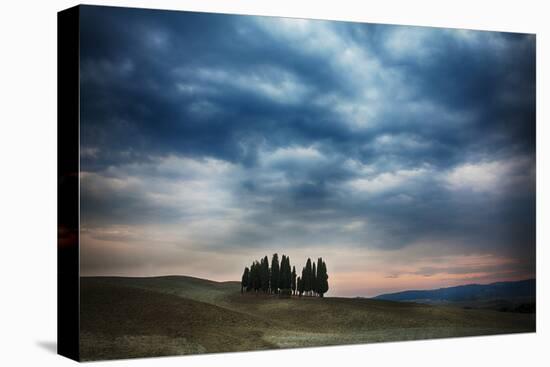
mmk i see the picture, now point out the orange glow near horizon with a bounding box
[80,227,534,298]
[328,251,534,297]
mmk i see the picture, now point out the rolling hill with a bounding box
[372,279,535,305]
[80,276,535,361]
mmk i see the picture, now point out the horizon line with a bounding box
[79,274,536,298]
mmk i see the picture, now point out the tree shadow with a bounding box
[36,341,57,354]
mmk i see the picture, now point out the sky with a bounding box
[79,5,536,297]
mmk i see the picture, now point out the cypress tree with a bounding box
[260,256,270,293]
[270,253,280,294]
[249,262,254,292]
[311,262,318,294]
[297,276,303,296]
[255,261,261,292]
[241,267,249,293]
[317,258,329,297]
[279,255,285,290]
[257,261,262,292]
[291,266,297,295]
[304,258,312,295]
[258,261,262,292]
[246,264,254,292]
[285,255,292,289]
[280,255,288,290]
[301,267,306,295]
[250,261,260,292]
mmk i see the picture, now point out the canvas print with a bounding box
[58,4,536,362]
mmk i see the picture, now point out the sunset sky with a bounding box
[79,6,535,297]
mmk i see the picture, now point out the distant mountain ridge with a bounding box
[373,279,535,303]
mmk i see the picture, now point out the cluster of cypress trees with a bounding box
[297,257,329,297]
[241,254,329,297]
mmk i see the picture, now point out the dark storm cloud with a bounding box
[80,7,534,168]
[79,6,350,170]
[79,5,535,284]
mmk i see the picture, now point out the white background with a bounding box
[0,0,548,365]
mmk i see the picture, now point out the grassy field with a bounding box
[80,276,535,361]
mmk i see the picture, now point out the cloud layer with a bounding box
[79,6,535,296]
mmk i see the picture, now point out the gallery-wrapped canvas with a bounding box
[58,4,536,362]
